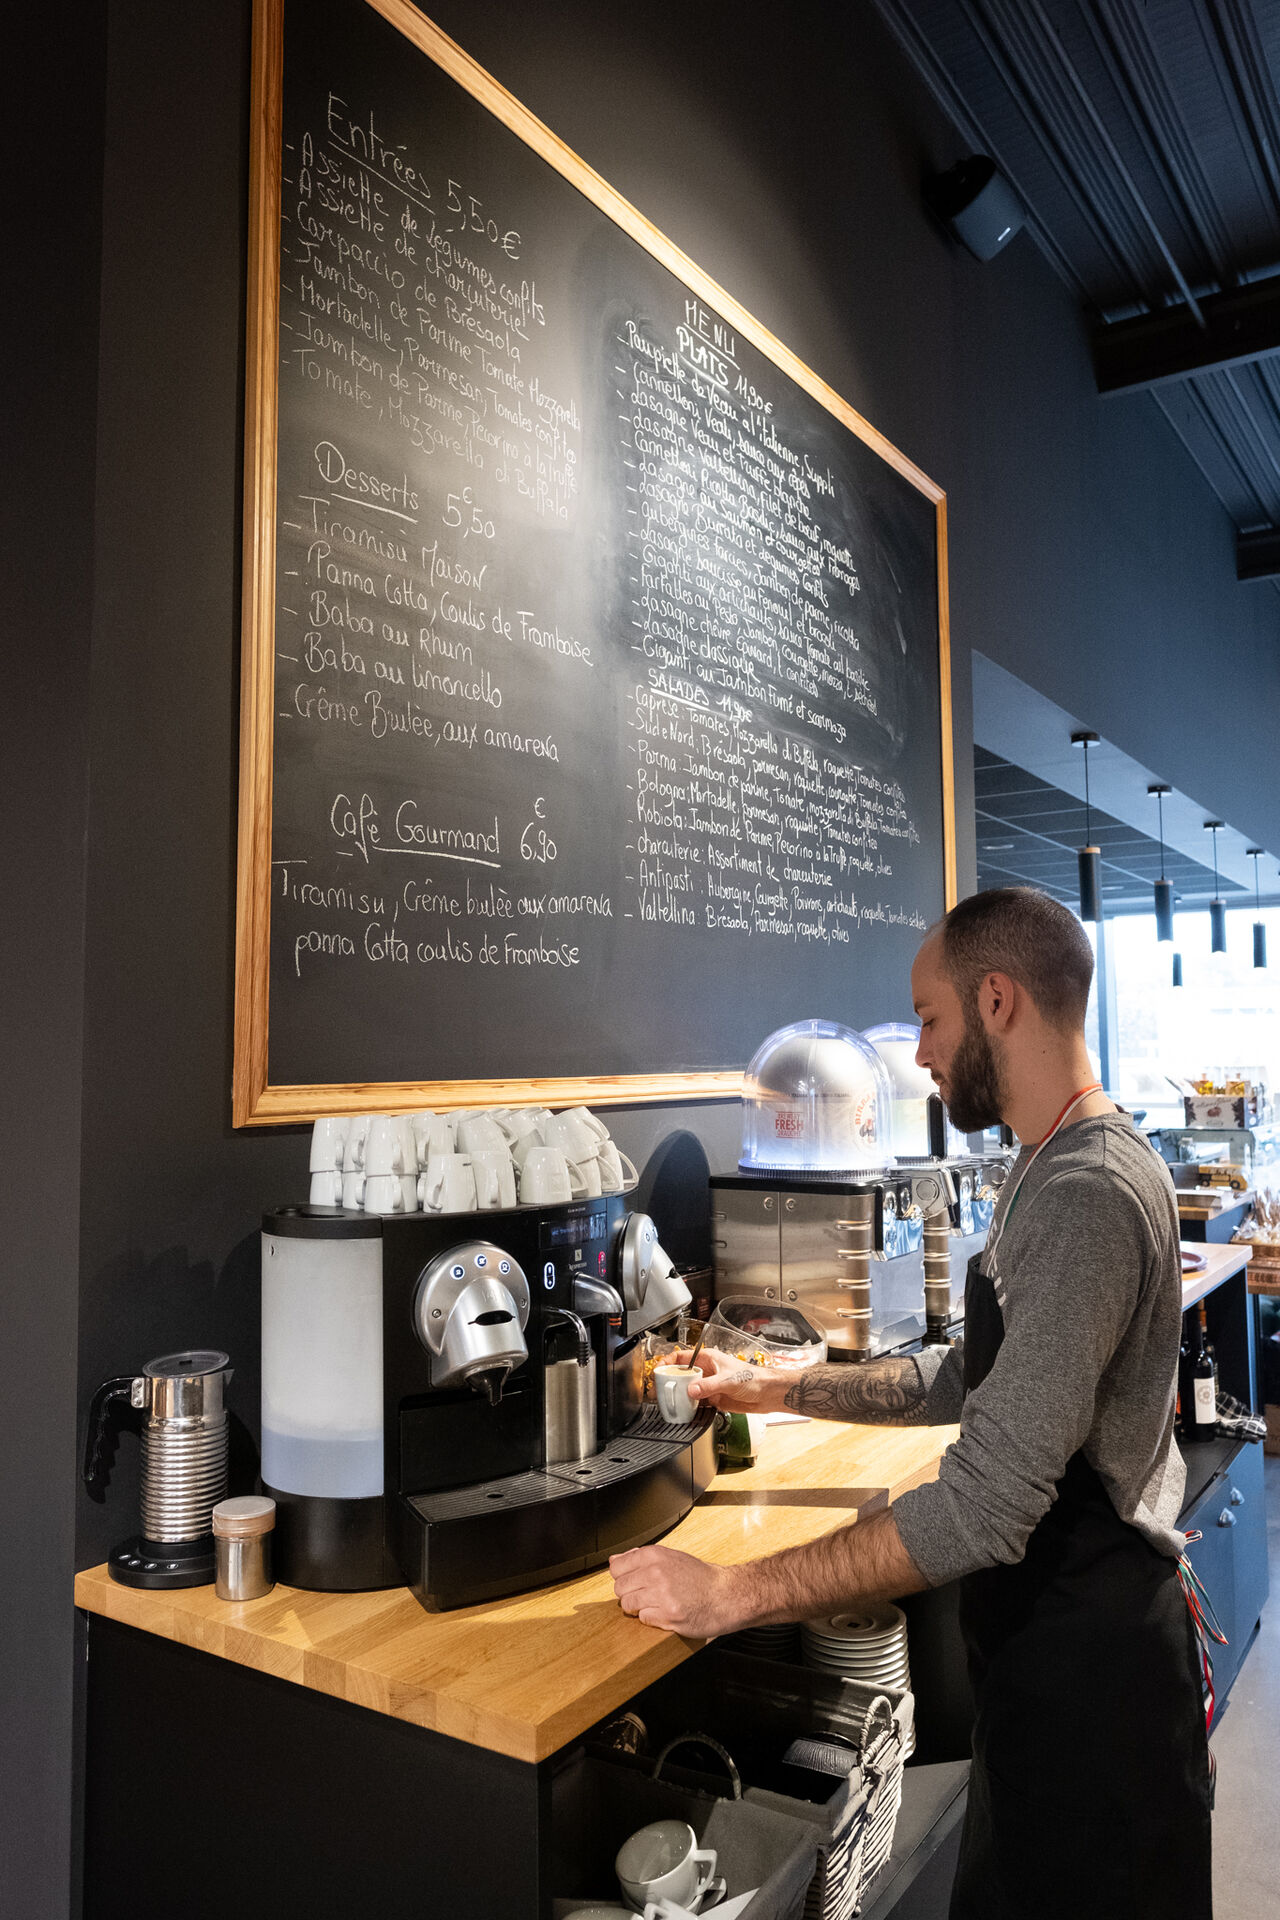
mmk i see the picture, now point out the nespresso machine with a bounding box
[260,1194,714,1610]
[710,1020,1011,1360]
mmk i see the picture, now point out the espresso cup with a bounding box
[341,1168,365,1209]
[511,1127,552,1171]
[653,1365,697,1426]
[362,1173,405,1214]
[456,1113,508,1155]
[496,1106,546,1147]
[399,1171,420,1213]
[596,1141,639,1193]
[394,1115,421,1175]
[571,1153,604,1199]
[421,1152,477,1213]
[309,1116,350,1173]
[341,1115,370,1173]
[309,1169,344,1206]
[543,1112,601,1162]
[470,1146,517,1210]
[564,1105,611,1145]
[411,1111,455,1160]
[364,1115,406,1177]
[518,1145,585,1207]
[615,1820,717,1914]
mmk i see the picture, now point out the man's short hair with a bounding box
[938,887,1094,1031]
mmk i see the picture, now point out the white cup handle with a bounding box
[692,1849,717,1895]
[566,1158,589,1198]
[615,1148,639,1186]
[478,1161,499,1208]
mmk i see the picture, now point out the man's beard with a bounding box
[943,1017,1006,1134]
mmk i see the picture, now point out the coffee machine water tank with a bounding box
[738,1019,893,1175]
[261,1221,385,1502]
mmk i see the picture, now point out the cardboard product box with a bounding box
[1184,1095,1249,1128]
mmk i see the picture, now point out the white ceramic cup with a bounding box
[364,1115,406,1177]
[615,1821,717,1914]
[511,1128,552,1171]
[394,1115,421,1175]
[543,1112,600,1162]
[398,1171,419,1213]
[341,1168,365,1209]
[341,1115,371,1173]
[518,1145,586,1206]
[596,1141,639,1193]
[456,1114,508,1154]
[411,1112,455,1160]
[470,1146,517,1210]
[309,1169,344,1205]
[653,1365,698,1426]
[564,1105,611,1144]
[363,1172,405,1214]
[496,1106,546,1147]
[570,1153,604,1199]
[421,1152,477,1213]
[309,1116,350,1172]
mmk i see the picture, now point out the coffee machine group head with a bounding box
[413,1243,531,1405]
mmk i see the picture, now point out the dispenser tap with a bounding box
[546,1307,591,1367]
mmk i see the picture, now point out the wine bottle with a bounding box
[1190,1302,1218,1439]
[1177,1319,1194,1440]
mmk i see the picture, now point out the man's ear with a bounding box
[978,971,1018,1034]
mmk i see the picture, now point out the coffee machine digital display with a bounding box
[262,1194,715,1611]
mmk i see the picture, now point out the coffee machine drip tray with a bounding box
[399,1408,716,1611]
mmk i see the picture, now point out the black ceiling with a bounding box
[973,744,1246,908]
[874,0,1280,581]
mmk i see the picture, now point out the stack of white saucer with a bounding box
[801,1604,915,1754]
[307,1106,637,1213]
[722,1622,802,1661]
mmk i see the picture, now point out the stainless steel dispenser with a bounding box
[83,1350,233,1588]
[711,1021,1011,1359]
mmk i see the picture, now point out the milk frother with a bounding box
[83,1349,233,1588]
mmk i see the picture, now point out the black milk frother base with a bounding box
[107,1532,216,1589]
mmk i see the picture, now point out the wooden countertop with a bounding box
[1181,1237,1251,1310]
[75,1418,954,1765]
[1176,1188,1254,1222]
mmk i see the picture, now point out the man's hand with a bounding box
[609,1546,749,1637]
[685,1347,789,1414]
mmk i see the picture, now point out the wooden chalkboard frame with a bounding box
[234,0,956,1126]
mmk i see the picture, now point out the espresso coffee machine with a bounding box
[260,1194,714,1609]
[710,1020,1011,1360]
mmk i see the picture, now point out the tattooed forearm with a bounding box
[783,1358,932,1426]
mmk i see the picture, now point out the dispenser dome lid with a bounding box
[738,1018,892,1175]
[862,1021,966,1159]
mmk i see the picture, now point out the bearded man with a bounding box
[611,886,1212,1919]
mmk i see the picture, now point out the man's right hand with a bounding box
[685,1347,790,1415]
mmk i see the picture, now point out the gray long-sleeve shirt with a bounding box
[892,1113,1188,1587]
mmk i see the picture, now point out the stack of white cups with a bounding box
[308,1106,637,1213]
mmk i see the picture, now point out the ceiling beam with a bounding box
[1237,525,1280,580]
[1094,276,1280,396]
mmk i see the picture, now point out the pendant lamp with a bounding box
[1072,731,1102,922]
[1205,822,1227,953]
[1248,850,1267,968]
[1149,784,1174,940]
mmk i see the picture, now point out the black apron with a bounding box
[949,1252,1213,1919]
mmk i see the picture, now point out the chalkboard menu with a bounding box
[234,0,956,1124]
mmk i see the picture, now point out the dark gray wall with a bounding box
[9,0,1277,1911]
[3,10,105,1916]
